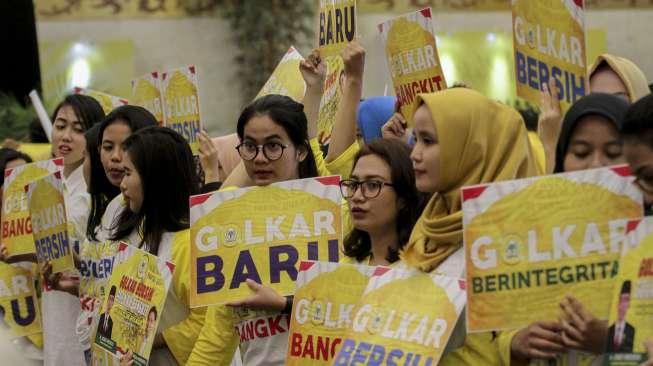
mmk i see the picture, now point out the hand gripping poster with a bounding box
[0,262,42,338]
[160,65,203,155]
[73,87,129,114]
[2,158,63,257]
[462,165,643,332]
[189,176,342,307]
[93,242,174,366]
[378,7,446,126]
[256,46,306,103]
[512,0,587,110]
[606,217,653,365]
[26,171,75,273]
[286,260,378,365]
[332,267,466,366]
[131,72,164,125]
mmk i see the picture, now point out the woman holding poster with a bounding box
[400,88,539,365]
[500,93,632,364]
[42,94,105,366]
[104,126,205,365]
[189,41,366,366]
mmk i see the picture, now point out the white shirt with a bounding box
[43,165,89,366]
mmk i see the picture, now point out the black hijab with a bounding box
[554,93,630,173]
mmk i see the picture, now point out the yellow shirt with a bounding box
[310,138,360,180]
[161,230,207,365]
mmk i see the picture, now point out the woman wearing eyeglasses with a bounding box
[188,93,331,366]
[339,139,427,266]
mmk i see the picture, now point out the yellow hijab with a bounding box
[590,53,650,103]
[401,88,538,272]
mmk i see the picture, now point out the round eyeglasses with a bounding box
[236,141,288,161]
[339,179,394,199]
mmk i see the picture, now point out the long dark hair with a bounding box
[87,106,157,239]
[236,94,318,179]
[110,127,200,255]
[51,94,105,132]
[343,139,426,263]
[85,124,120,240]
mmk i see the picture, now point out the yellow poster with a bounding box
[606,217,653,365]
[333,267,466,365]
[379,8,446,125]
[190,176,343,307]
[0,262,42,338]
[26,172,75,273]
[74,87,129,114]
[79,238,120,352]
[2,158,64,257]
[93,242,174,365]
[316,56,344,145]
[512,0,587,110]
[287,261,378,365]
[161,65,202,155]
[318,0,357,58]
[256,46,306,103]
[132,72,164,125]
[462,165,644,332]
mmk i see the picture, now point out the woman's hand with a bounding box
[119,350,133,366]
[41,261,79,296]
[559,295,608,354]
[226,279,286,311]
[0,244,8,262]
[300,49,326,90]
[342,40,365,84]
[511,321,565,361]
[197,131,220,184]
[538,78,563,173]
[381,112,408,141]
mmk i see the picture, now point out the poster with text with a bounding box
[606,217,653,365]
[2,158,63,257]
[161,65,202,154]
[287,261,378,365]
[317,0,357,58]
[316,56,344,145]
[93,242,174,366]
[512,0,587,110]
[26,172,75,273]
[333,267,466,365]
[379,7,446,125]
[190,176,343,307]
[462,165,643,332]
[0,262,42,338]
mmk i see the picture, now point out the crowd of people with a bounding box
[1,38,653,366]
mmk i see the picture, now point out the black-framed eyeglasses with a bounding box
[339,179,394,199]
[236,141,288,161]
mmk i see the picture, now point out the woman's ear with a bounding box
[296,144,309,162]
[397,197,406,210]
